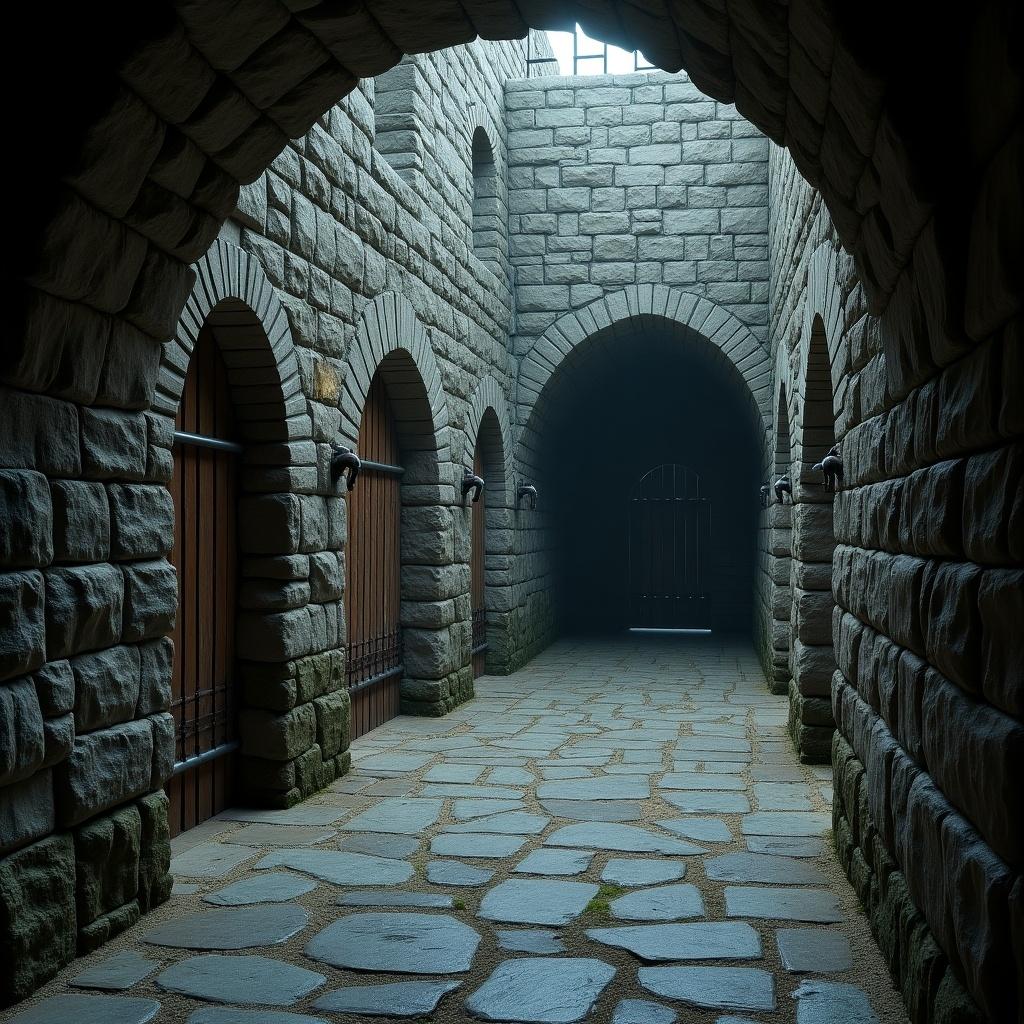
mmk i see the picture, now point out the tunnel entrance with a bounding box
[532,323,762,639]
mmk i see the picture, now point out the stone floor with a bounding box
[8,636,910,1024]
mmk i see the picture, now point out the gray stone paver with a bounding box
[144,905,308,950]
[22,638,899,1024]
[70,951,160,992]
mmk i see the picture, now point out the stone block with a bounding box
[1,570,46,681]
[81,408,147,480]
[238,493,301,555]
[0,833,76,1003]
[137,636,172,716]
[793,588,834,645]
[32,659,74,717]
[149,712,175,789]
[962,442,1023,565]
[73,803,141,926]
[0,677,45,785]
[237,607,313,662]
[53,720,154,827]
[70,644,140,733]
[121,559,177,642]
[792,502,835,561]
[664,208,719,234]
[45,564,123,660]
[107,484,174,560]
[0,470,53,568]
[977,568,1024,718]
[238,703,316,761]
[137,791,172,912]
[78,900,140,954]
[791,640,834,698]
[309,551,343,603]
[0,768,55,856]
[41,714,74,769]
[296,650,344,702]
[924,561,982,696]
[403,627,455,679]
[50,481,110,563]
[313,689,350,759]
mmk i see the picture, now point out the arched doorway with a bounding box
[627,463,710,630]
[167,326,240,837]
[346,370,403,738]
[788,314,838,762]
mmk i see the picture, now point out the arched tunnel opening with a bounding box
[528,321,763,640]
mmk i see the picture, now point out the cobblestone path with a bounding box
[8,637,909,1024]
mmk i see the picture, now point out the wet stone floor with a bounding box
[10,637,909,1024]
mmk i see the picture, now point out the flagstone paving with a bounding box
[11,636,906,1023]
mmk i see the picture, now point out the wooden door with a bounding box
[346,373,402,738]
[168,328,239,837]
[470,440,487,677]
[627,464,711,629]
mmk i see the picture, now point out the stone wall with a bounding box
[764,144,1024,1023]
[0,32,554,1003]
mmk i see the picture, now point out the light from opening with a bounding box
[628,627,713,636]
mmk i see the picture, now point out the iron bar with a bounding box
[348,664,404,695]
[170,740,240,777]
[360,459,405,476]
[173,430,244,455]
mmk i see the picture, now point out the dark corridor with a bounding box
[538,328,762,637]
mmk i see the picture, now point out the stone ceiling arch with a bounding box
[341,292,451,471]
[517,285,772,439]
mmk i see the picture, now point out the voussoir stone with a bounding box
[305,912,480,973]
[466,957,616,1023]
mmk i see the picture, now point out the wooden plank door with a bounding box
[470,440,487,677]
[346,373,402,738]
[168,327,239,837]
[627,463,711,629]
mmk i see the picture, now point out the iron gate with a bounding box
[627,463,711,629]
[346,373,403,738]
[168,328,240,838]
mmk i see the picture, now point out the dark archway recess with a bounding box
[168,325,239,838]
[533,325,762,639]
[788,315,838,762]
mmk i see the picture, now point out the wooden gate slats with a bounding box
[168,327,238,838]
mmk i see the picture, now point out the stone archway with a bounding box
[159,240,352,815]
[343,292,463,716]
[462,376,515,672]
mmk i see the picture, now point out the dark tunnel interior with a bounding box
[537,326,763,638]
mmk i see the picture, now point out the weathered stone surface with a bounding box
[70,950,160,991]
[187,1012,328,1024]
[514,848,594,875]
[609,884,705,921]
[0,470,53,568]
[70,645,140,733]
[0,678,46,785]
[337,890,453,908]
[340,797,443,834]
[776,929,854,972]
[156,954,325,1005]
[479,879,599,926]
[204,872,316,905]
[305,912,480,973]
[136,791,171,912]
[445,811,549,834]
[496,928,565,953]
[793,980,879,1022]
[466,958,616,1023]
[171,842,259,879]
[602,858,685,886]
[427,860,494,886]
[588,921,761,961]
[611,999,677,1024]
[431,833,528,858]
[705,853,827,885]
[313,980,460,1017]
[0,834,76,1003]
[239,704,316,762]
[50,481,110,564]
[638,966,775,1011]
[541,799,643,821]
[255,848,413,885]
[724,886,843,922]
[338,833,419,858]
[45,564,123,659]
[1,571,47,680]
[545,822,705,855]
[120,560,177,642]
[74,803,142,926]
[54,720,154,827]
[107,484,173,560]
[6,994,160,1024]
[537,776,650,800]
[145,904,308,949]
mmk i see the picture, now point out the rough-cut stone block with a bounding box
[33,659,74,717]
[81,408,147,480]
[0,677,46,785]
[0,470,53,569]
[107,485,174,560]
[313,689,349,759]
[136,637,172,716]
[45,564,123,660]
[50,481,110,563]
[977,568,1023,718]
[74,803,141,926]
[70,644,141,733]
[237,608,313,662]
[1,570,46,680]
[120,560,177,642]
[0,769,55,856]
[54,719,154,827]
[0,833,76,1003]
[137,791,172,912]
[239,703,317,761]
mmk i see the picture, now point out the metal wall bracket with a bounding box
[331,444,361,490]
[517,483,538,510]
[462,470,485,504]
